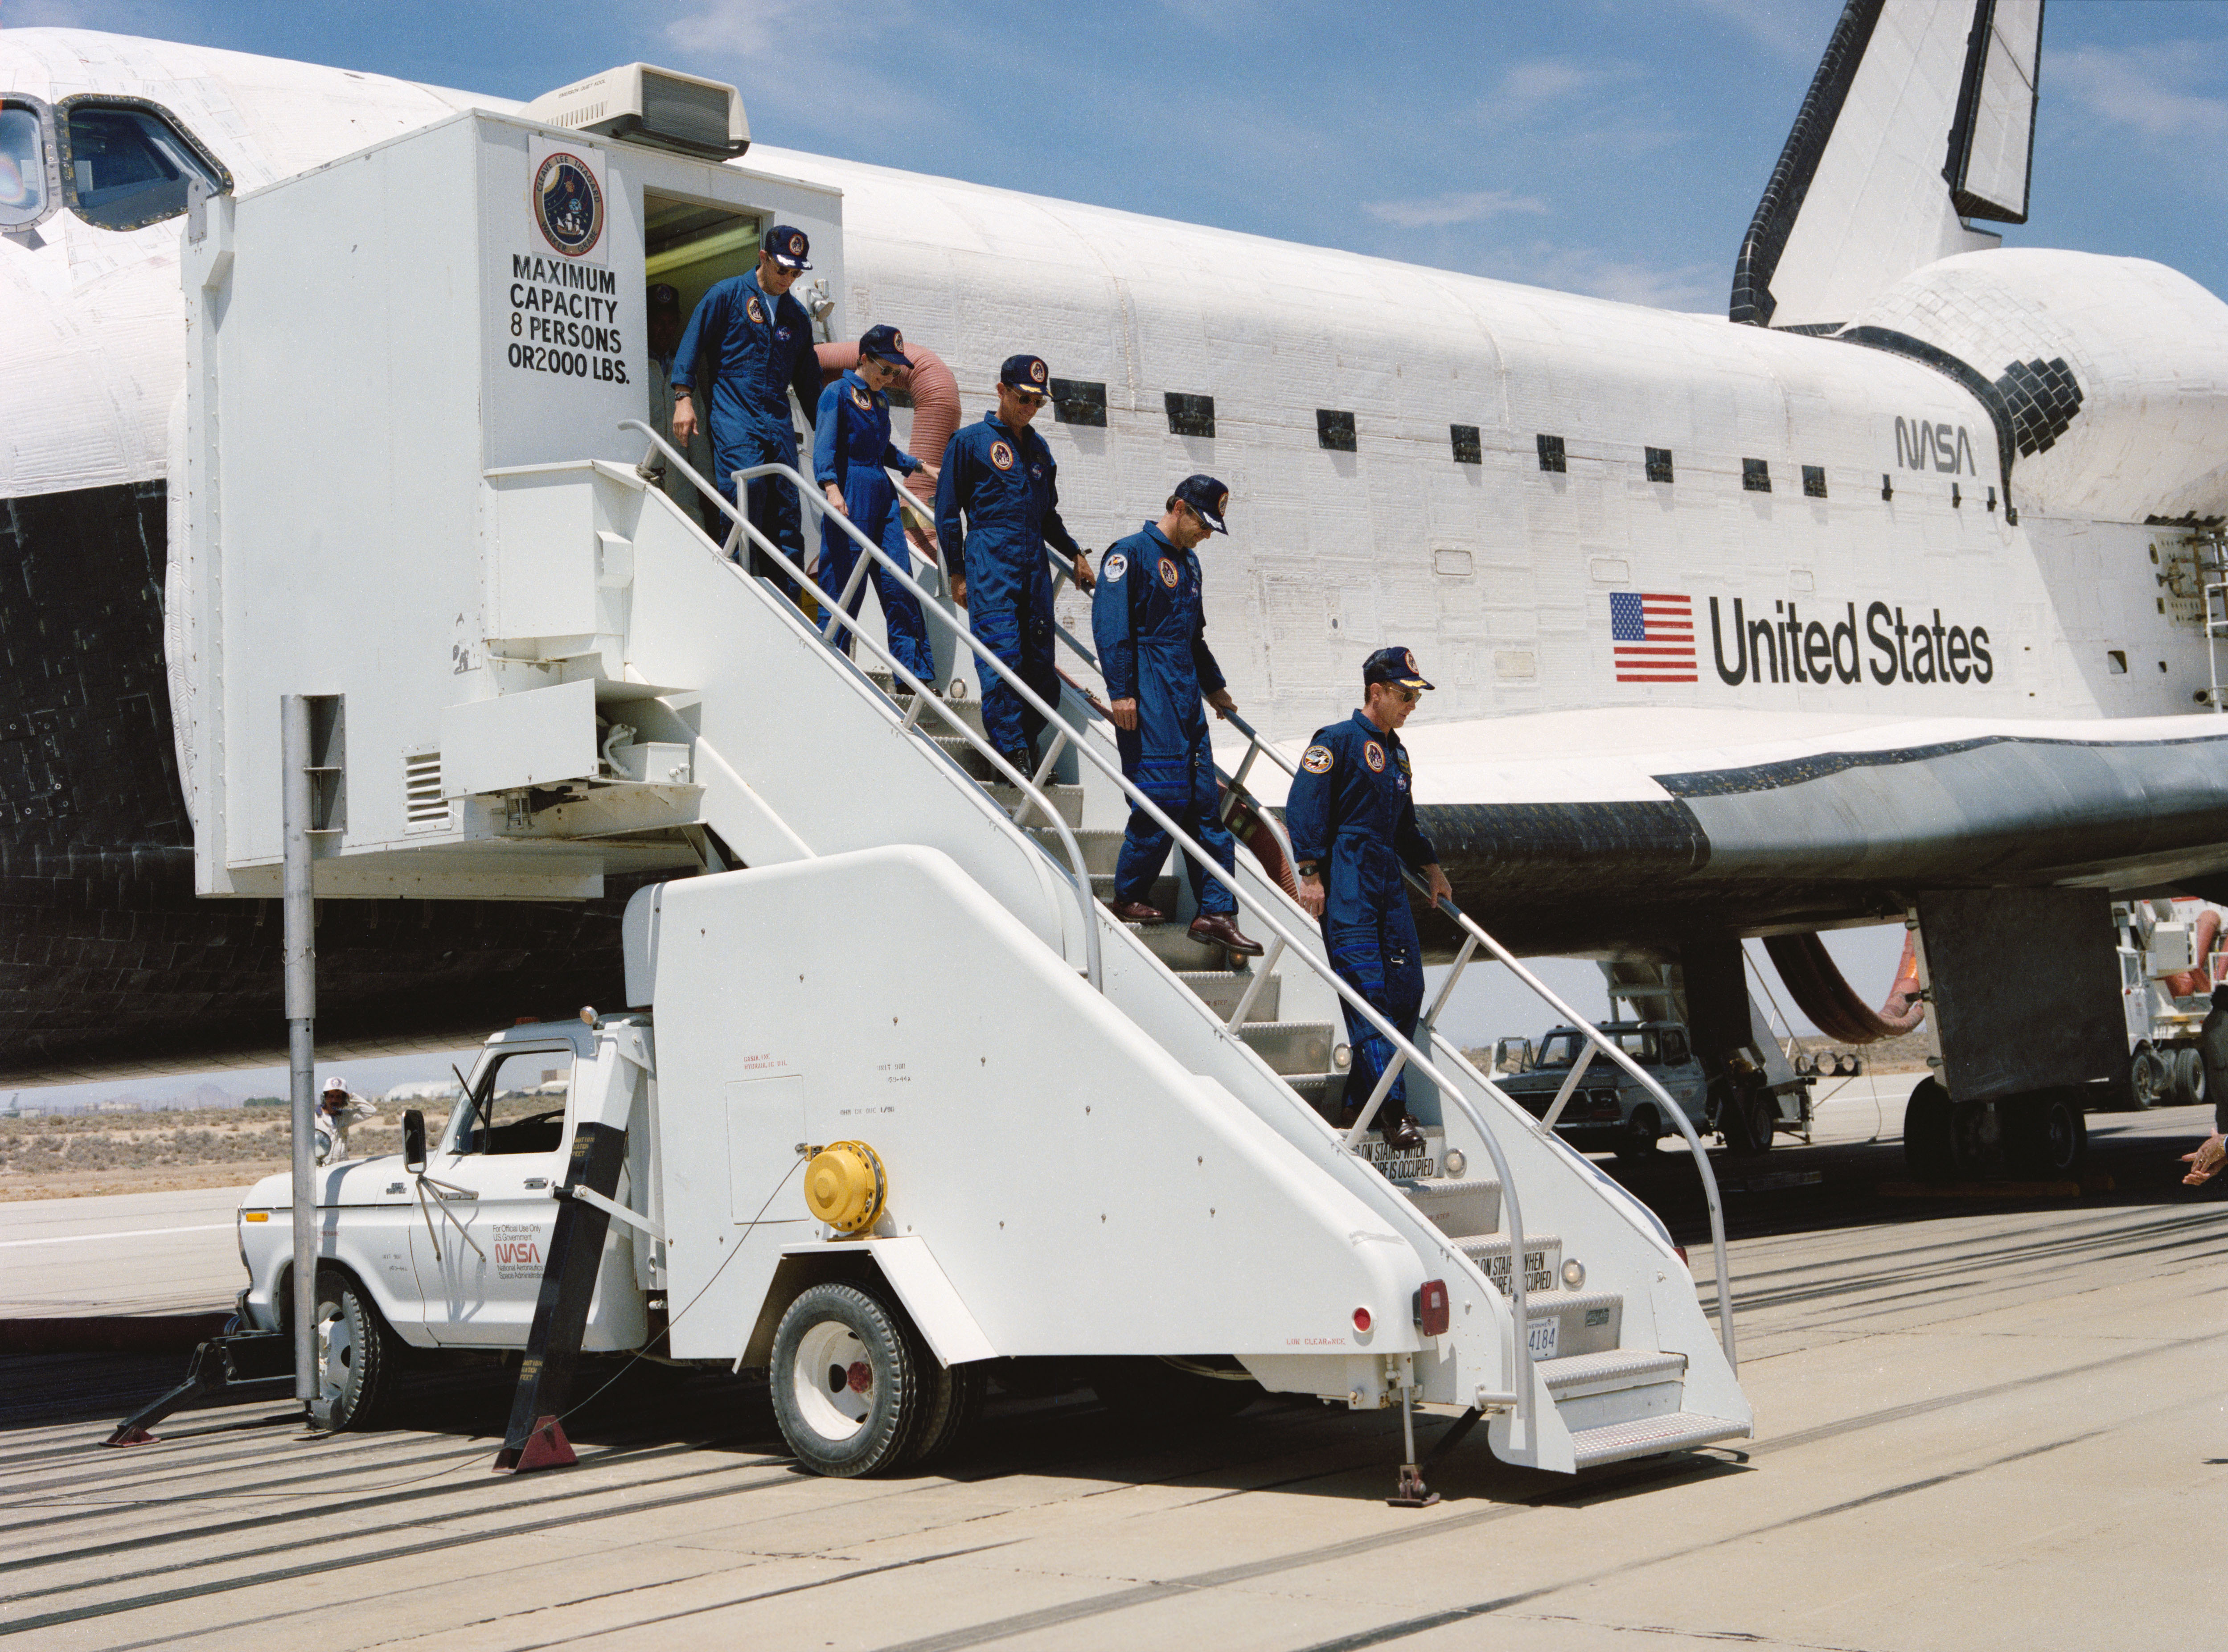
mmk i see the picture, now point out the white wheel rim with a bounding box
[316,1304,353,1401]
[790,1319,874,1442]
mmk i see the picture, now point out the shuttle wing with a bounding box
[1255,706,2228,956]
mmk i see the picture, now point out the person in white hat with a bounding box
[314,1074,378,1165]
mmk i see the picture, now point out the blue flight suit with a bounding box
[1091,524,1237,917]
[1283,713,1438,1119]
[672,270,821,602]
[934,415,1084,765]
[812,370,936,685]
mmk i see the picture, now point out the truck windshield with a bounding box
[0,106,45,227]
[445,1048,574,1156]
[1535,1029,1660,1067]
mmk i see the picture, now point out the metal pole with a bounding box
[282,695,320,1418]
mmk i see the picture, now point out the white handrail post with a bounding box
[1537,1043,1598,1134]
[1341,1052,1409,1150]
[1223,936,1285,1030]
[1420,933,1480,1037]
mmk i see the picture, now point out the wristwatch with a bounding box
[1297,862,1319,879]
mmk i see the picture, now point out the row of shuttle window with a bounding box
[1040,376,1939,509]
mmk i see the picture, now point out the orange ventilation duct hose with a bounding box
[1762,929,1927,1044]
[2162,906,2222,998]
[814,338,962,556]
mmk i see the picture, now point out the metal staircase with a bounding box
[577,426,1749,1481]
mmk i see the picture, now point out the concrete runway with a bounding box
[1,1093,2222,1650]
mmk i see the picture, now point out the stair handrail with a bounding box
[1210,709,1736,1371]
[619,422,1101,993]
[645,455,1550,1442]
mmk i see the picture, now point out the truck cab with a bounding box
[1491,1021,1713,1162]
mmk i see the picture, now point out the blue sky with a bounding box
[4,0,2215,1103]
[6,0,2224,308]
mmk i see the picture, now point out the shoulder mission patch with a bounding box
[1301,744,1334,775]
[1102,552,1128,582]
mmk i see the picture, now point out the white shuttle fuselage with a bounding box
[5,15,2228,1082]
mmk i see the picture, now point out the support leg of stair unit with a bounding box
[1387,1375,1440,1509]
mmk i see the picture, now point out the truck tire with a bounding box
[2174,1048,2207,1108]
[2129,1045,2163,1111]
[1743,1093,1777,1154]
[313,1270,402,1432]
[1903,1078,1955,1182]
[1616,1105,1660,1164]
[770,1282,924,1477]
[2007,1090,2087,1179]
[899,1354,984,1471]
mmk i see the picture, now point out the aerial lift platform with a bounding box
[168,93,1749,1491]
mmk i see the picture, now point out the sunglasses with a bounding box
[1386,685,1419,704]
[1007,385,1047,406]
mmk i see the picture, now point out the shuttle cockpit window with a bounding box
[56,98,229,232]
[0,104,49,228]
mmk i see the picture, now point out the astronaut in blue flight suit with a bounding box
[812,324,939,685]
[933,354,1096,773]
[671,224,823,605]
[1284,648,1456,1153]
[1091,474,1262,957]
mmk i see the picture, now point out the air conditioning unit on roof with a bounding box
[521,63,748,160]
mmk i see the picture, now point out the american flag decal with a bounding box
[1610,591,1696,682]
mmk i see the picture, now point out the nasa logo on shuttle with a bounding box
[989,441,1014,471]
[530,151,603,259]
[1103,553,1128,582]
[1158,557,1180,588]
[1301,745,1334,775]
[1363,741,1386,773]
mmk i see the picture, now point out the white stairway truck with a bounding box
[182,103,1751,1488]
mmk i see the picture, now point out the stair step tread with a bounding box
[1540,1349,1686,1394]
[1568,1410,1749,1470]
[1522,1288,1622,1315]
[1394,1174,1500,1197]
[1456,1233,1563,1257]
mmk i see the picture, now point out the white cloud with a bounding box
[661,0,825,57]
[1492,240,1721,312]
[1482,57,1635,123]
[1362,189,1549,229]
[1676,0,1840,65]
[2052,42,2228,144]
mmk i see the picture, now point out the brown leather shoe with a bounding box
[1189,913,1265,956]
[1108,898,1167,923]
[1380,1111,1426,1153]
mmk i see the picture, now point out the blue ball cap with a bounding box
[764,224,812,270]
[859,324,911,368]
[1173,473,1231,534]
[1364,646,1434,691]
[1000,353,1053,400]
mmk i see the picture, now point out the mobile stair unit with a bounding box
[175,107,1749,1488]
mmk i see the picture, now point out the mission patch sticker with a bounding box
[527,135,607,265]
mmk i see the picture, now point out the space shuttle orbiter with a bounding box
[2,3,2225,1154]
